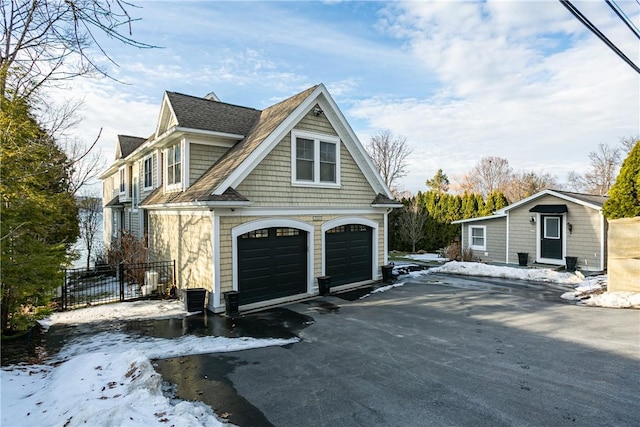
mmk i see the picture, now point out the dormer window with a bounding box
[166,143,182,189]
[291,130,340,187]
[143,154,154,190]
[119,167,126,194]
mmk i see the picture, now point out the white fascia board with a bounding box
[215,84,393,199]
[451,213,507,224]
[154,92,176,139]
[98,159,125,180]
[141,200,253,210]
[318,86,393,199]
[226,207,385,216]
[213,86,327,195]
[175,127,244,141]
[503,189,603,213]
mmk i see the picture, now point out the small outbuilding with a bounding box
[452,189,608,272]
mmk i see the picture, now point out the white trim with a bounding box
[217,84,392,198]
[502,189,604,213]
[505,214,510,264]
[321,217,379,280]
[231,218,315,296]
[223,207,385,216]
[164,141,184,192]
[600,214,606,271]
[536,213,567,265]
[452,213,507,224]
[148,210,211,217]
[384,210,389,264]
[183,139,190,189]
[543,216,561,239]
[291,129,341,187]
[142,154,154,191]
[211,212,221,310]
[469,225,487,251]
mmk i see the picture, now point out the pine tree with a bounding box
[0,98,79,333]
[603,140,640,219]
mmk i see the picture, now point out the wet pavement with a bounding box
[3,274,639,426]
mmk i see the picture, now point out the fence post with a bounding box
[62,270,68,311]
[119,262,125,302]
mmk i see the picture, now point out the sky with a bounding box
[1,265,635,426]
[46,0,640,195]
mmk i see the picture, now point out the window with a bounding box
[119,167,126,194]
[143,155,153,189]
[166,144,181,187]
[132,175,139,211]
[544,217,560,239]
[469,226,486,250]
[292,130,340,186]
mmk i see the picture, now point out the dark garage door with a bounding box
[326,224,373,286]
[237,227,307,305]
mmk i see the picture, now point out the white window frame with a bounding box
[469,225,486,251]
[291,130,340,188]
[165,143,183,191]
[143,154,154,190]
[543,217,561,239]
[118,166,127,195]
[132,172,139,212]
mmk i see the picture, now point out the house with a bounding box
[451,189,608,272]
[100,84,401,313]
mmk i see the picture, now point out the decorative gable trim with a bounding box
[214,84,393,199]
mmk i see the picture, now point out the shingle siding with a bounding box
[462,217,507,263]
[148,211,213,289]
[237,112,376,207]
[189,143,229,186]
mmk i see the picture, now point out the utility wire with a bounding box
[606,0,640,40]
[559,0,640,73]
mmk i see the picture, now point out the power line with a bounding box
[559,0,640,73]
[606,0,640,40]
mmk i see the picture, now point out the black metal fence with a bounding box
[61,260,175,310]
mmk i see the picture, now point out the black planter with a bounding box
[381,264,394,282]
[317,276,331,296]
[517,252,528,267]
[565,256,578,272]
[224,291,240,317]
[183,288,206,312]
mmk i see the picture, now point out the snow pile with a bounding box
[360,282,405,299]
[3,300,299,427]
[39,299,188,329]
[404,253,448,262]
[424,261,583,285]
[2,350,226,427]
[560,275,640,308]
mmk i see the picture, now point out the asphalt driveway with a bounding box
[156,276,640,426]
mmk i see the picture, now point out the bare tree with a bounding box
[567,142,621,195]
[504,170,558,203]
[458,156,512,198]
[619,135,639,154]
[1,0,157,100]
[397,197,427,253]
[78,195,102,269]
[366,129,412,195]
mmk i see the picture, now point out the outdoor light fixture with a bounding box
[312,106,323,116]
[530,216,535,224]
[568,223,573,234]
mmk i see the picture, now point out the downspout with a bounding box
[505,214,510,264]
[211,210,221,310]
[384,208,391,264]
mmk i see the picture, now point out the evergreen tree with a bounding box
[483,191,509,216]
[603,140,640,219]
[0,98,79,333]
[425,169,450,193]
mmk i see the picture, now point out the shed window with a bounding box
[469,226,486,250]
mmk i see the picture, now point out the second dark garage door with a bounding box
[325,224,373,286]
[237,227,307,305]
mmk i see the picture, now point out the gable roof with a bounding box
[164,92,261,136]
[142,85,319,206]
[116,135,146,159]
[452,189,607,224]
[501,189,607,213]
[140,84,394,208]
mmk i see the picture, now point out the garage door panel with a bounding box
[238,227,307,305]
[326,225,372,286]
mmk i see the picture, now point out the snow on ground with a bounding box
[2,301,297,427]
[400,261,639,309]
[359,282,405,299]
[421,261,584,285]
[404,253,449,262]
